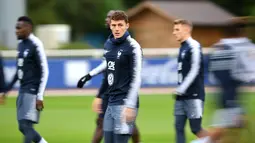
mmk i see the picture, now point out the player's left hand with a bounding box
[172,90,181,99]
[172,92,177,99]
[36,100,44,111]
[122,107,136,123]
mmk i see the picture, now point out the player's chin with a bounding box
[17,36,23,40]
[114,34,122,38]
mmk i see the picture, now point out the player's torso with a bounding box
[17,40,41,92]
[177,42,205,100]
[104,40,133,105]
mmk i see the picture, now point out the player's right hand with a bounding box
[36,100,44,111]
[77,74,92,88]
[92,97,102,113]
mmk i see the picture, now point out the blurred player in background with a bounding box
[172,19,208,143]
[77,10,141,143]
[191,18,255,143]
[0,16,49,143]
[0,53,6,103]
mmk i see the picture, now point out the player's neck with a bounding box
[181,35,191,43]
[24,33,32,40]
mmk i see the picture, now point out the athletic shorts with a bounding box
[174,99,204,119]
[103,105,137,134]
[17,92,40,123]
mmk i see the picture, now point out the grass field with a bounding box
[0,93,254,143]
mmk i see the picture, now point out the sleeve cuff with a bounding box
[37,94,43,101]
[125,100,136,109]
[176,87,186,95]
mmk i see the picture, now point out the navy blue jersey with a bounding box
[0,54,5,93]
[8,34,49,100]
[96,72,108,99]
[176,37,205,101]
[209,37,255,108]
[98,31,142,108]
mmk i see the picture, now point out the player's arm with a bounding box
[231,47,255,83]
[125,43,142,109]
[77,59,107,88]
[3,71,18,95]
[0,55,6,93]
[123,43,142,122]
[176,45,201,95]
[34,41,49,102]
[96,72,108,99]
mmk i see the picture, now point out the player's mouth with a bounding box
[115,33,120,37]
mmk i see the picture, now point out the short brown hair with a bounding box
[224,18,247,36]
[110,10,129,23]
[174,19,193,28]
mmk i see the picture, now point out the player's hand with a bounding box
[0,93,7,104]
[92,97,102,113]
[36,100,44,111]
[77,74,92,88]
[122,107,136,123]
[172,92,177,100]
[172,90,184,99]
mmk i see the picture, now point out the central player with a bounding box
[78,10,142,143]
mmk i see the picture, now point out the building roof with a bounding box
[127,1,236,26]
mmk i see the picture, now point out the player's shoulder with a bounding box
[28,34,44,48]
[126,36,141,50]
[103,38,112,50]
[186,37,201,49]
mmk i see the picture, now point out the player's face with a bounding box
[110,20,129,39]
[105,16,111,28]
[105,11,115,28]
[16,21,30,40]
[173,24,189,42]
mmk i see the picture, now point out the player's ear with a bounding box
[126,23,129,30]
[110,25,113,30]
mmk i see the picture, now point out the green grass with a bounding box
[0,93,254,143]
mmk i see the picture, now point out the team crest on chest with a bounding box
[23,49,29,57]
[117,49,123,59]
[181,50,186,59]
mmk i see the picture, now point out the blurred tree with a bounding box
[212,0,255,16]
[123,0,143,9]
[252,6,255,16]
[27,0,59,25]
[54,0,124,40]
[27,0,125,40]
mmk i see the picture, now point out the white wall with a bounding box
[0,0,26,49]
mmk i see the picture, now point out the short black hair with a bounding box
[17,16,33,27]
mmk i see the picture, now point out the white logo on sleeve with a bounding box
[108,73,114,86]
